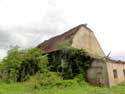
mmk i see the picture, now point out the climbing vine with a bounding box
[48,47,93,80]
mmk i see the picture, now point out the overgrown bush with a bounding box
[0,46,93,85]
[48,47,93,80]
[28,72,78,89]
[28,72,61,87]
[0,48,48,83]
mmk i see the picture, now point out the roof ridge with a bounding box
[40,24,84,42]
[37,24,94,52]
[46,24,88,41]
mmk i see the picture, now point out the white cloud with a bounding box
[0,0,125,60]
[0,49,7,60]
[0,0,48,28]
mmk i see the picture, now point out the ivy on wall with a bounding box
[48,47,93,80]
[0,47,94,83]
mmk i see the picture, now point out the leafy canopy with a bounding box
[0,48,48,82]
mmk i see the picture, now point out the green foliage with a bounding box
[27,72,61,89]
[0,46,93,91]
[0,48,48,83]
[28,72,78,89]
[0,80,125,94]
[74,73,85,83]
[55,79,77,88]
[48,47,93,80]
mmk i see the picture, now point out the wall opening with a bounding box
[113,69,118,79]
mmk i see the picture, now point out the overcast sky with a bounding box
[0,0,125,60]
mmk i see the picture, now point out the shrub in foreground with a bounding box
[28,72,78,89]
[0,48,48,83]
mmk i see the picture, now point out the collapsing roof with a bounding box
[37,24,105,58]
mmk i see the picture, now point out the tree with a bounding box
[0,48,48,82]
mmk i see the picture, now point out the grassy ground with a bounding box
[0,81,125,94]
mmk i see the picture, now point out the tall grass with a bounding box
[0,81,125,94]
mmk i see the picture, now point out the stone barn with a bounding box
[37,24,125,87]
